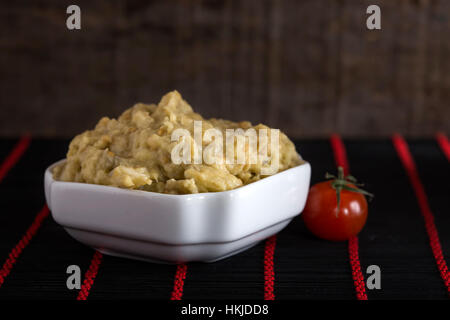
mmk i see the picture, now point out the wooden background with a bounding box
[0,0,449,138]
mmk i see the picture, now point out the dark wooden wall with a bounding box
[1,0,449,138]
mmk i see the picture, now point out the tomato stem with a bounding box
[326,166,374,213]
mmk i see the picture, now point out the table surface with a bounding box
[0,138,448,300]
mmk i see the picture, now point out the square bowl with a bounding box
[44,160,311,263]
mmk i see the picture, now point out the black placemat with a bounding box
[0,138,448,300]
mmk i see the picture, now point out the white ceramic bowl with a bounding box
[44,160,311,263]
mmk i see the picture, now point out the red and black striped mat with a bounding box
[0,134,449,300]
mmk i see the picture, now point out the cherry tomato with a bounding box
[302,168,371,241]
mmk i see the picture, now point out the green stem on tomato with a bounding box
[326,166,374,214]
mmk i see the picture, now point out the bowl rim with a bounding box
[46,159,310,199]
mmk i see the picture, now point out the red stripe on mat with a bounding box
[77,251,103,300]
[171,263,188,300]
[264,235,277,300]
[0,135,31,183]
[330,134,368,300]
[392,134,450,294]
[436,133,450,162]
[330,134,350,175]
[0,204,50,288]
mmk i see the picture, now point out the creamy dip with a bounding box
[53,91,302,194]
